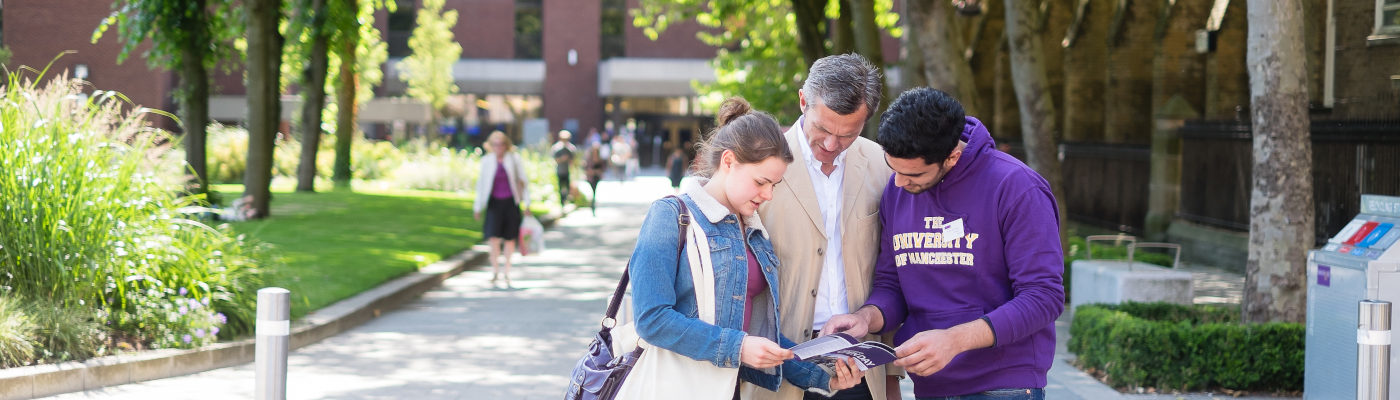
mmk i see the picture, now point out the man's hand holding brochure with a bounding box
[789,332,898,372]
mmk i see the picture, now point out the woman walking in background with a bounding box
[666,145,688,194]
[584,142,607,216]
[621,98,860,398]
[474,131,529,288]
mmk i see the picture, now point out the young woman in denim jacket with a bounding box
[627,98,861,398]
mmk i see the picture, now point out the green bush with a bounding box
[388,139,480,192]
[23,298,106,363]
[0,296,36,367]
[1068,302,1303,392]
[0,71,265,352]
[206,126,563,208]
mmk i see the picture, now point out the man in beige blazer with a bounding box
[754,54,898,400]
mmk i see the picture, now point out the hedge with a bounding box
[1068,302,1303,392]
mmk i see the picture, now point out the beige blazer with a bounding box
[749,124,894,400]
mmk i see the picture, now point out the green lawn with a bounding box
[212,184,482,319]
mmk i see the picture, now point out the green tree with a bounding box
[398,0,461,137]
[330,0,392,188]
[94,0,242,196]
[244,0,283,219]
[281,0,391,191]
[285,0,332,192]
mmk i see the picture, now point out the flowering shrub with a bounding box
[0,71,265,361]
[116,286,227,349]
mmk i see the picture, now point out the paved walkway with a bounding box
[42,168,1295,399]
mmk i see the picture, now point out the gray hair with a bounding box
[801,53,883,121]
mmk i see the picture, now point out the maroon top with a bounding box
[490,162,514,199]
[742,244,768,332]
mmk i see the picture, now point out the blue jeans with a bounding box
[917,388,1044,400]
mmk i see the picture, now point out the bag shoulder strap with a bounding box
[603,195,689,325]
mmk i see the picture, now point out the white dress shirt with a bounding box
[796,119,849,331]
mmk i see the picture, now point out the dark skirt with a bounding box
[483,196,522,240]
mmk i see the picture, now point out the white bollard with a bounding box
[1358,300,1391,400]
[256,288,290,400]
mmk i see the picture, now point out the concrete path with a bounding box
[41,168,1294,400]
[45,175,674,399]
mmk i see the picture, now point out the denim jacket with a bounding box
[628,182,831,393]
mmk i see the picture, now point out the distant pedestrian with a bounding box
[611,129,640,181]
[551,130,577,210]
[583,142,607,216]
[474,131,530,288]
[666,145,687,193]
[621,97,862,398]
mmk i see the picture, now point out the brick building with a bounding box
[2,0,729,163]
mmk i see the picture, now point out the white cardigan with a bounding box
[474,152,530,214]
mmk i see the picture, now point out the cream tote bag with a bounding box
[613,219,740,400]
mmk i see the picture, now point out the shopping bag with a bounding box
[520,215,545,256]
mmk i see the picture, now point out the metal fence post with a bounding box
[1359,300,1391,400]
[256,288,290,400]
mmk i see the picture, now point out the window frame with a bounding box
[1374,0,1400,38]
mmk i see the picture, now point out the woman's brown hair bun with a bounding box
[715,97,752,126]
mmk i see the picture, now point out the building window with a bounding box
[515,0,542,59]
[1379,0,1400,35]
[600,0,625,59]
[388,2,416,57]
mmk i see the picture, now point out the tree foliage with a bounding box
[331,0,392,186]
[634,0,898,123]
[94,1,241,71]
[94,0,243,195]
[398,0,460,116]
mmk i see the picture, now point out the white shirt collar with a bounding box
[794,117,848,170]
[680,178,770,239]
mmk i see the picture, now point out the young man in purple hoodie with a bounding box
[821,88,1064,399]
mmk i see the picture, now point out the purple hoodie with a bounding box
[864,117,1064,397]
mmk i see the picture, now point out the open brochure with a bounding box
[789,333,898,371]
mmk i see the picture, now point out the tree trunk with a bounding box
[790,0,829,67]
[297,0,331,192]
[1062,0,1108,142]
[992,34,1019,141]
[849,0,883,65]
[1102,0,1158,144]
[1040,0,1071,142]
[1004,0,1067,240]
[847,0,886,138]
[332,26,358,188]
[898,0,926,92]
[244,0,282,219]
[1244,0,1312,324]
[832,1,856,55]
[912,0,982,117]
[969,0,1005,134]
[177,6,211,196]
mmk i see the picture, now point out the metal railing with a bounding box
[1084,234,1181,270]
